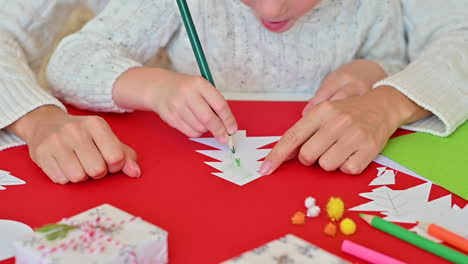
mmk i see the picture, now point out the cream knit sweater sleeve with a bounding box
[0,4,66,150]
[375,0,468,136]
[47,0,180,113]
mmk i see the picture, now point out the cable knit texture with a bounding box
[0,0,107,150]
[47,0,406,111]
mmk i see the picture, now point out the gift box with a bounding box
[221,234,350,264]
[14,204,168,264]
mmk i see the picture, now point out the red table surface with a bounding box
[1,101,466,264]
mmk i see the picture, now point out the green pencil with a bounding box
[176,0,234,153]
[360,214,468,264]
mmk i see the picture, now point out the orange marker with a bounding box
[417,222,468,254]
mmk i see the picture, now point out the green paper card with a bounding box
[381,122,468,200]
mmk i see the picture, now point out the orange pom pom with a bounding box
[324,222,337,236]
[291,211,306,225]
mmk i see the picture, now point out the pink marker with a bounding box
[341,240,407,264]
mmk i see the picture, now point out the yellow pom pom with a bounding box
[340,218,357,235]
[326,197,345,221]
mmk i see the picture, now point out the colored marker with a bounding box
[341,240,407,264]
[360,214,468,264]
[176,0,234,153]
[417,222,468,254]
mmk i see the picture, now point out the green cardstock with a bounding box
[381,122,468,200]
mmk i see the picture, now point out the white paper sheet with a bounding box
[190,131,280,186]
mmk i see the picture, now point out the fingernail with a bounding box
[228,125,238,135]
[128,159,141,177]
[259,161,273,176]
[134,162,141,177]
[302,104,313,116]
[219,134,228,144]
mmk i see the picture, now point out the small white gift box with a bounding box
[15,204,168,264]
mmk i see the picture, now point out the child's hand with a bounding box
[302,60,387,116]
[260,86,431,175]
[113,67,238,143]
[7,106,140,184]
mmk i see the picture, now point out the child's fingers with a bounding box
[86,117,126,173]
[329,84,367,101]
[200,86,238,135]
[329,90,349,101]
[188,94,228,143]
[164,111,202,138]
[54,146,88,183]
[40,155,69,185]
[84,117,141,177]
[121,144,140,178]
[179,105,207,135]
[302,77,342,116]
[73,139,108,180]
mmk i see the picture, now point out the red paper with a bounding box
[0,101,464,264]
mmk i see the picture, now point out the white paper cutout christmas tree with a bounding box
[350,182,468,238]
[369,167,396,186]
[373,154,428,182]
[0,170,25,190]
[190,130,280,186]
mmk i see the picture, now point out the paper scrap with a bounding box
[376,167,386,177]
[350,182,468,238]
[369,167,396,186]
[0,170,25,190]
[373,155,430,183]
[190,131,280,186]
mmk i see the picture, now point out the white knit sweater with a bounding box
[0,0,108,150]
[47,0,406,112]
[1,0,467,151]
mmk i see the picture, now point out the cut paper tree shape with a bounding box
[373,155,428,183]
[350,182,468,238]
[369,167,396,186]
[190,131,280,186]
[0,170,25,190]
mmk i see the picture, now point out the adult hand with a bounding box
[260,86,431,175]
